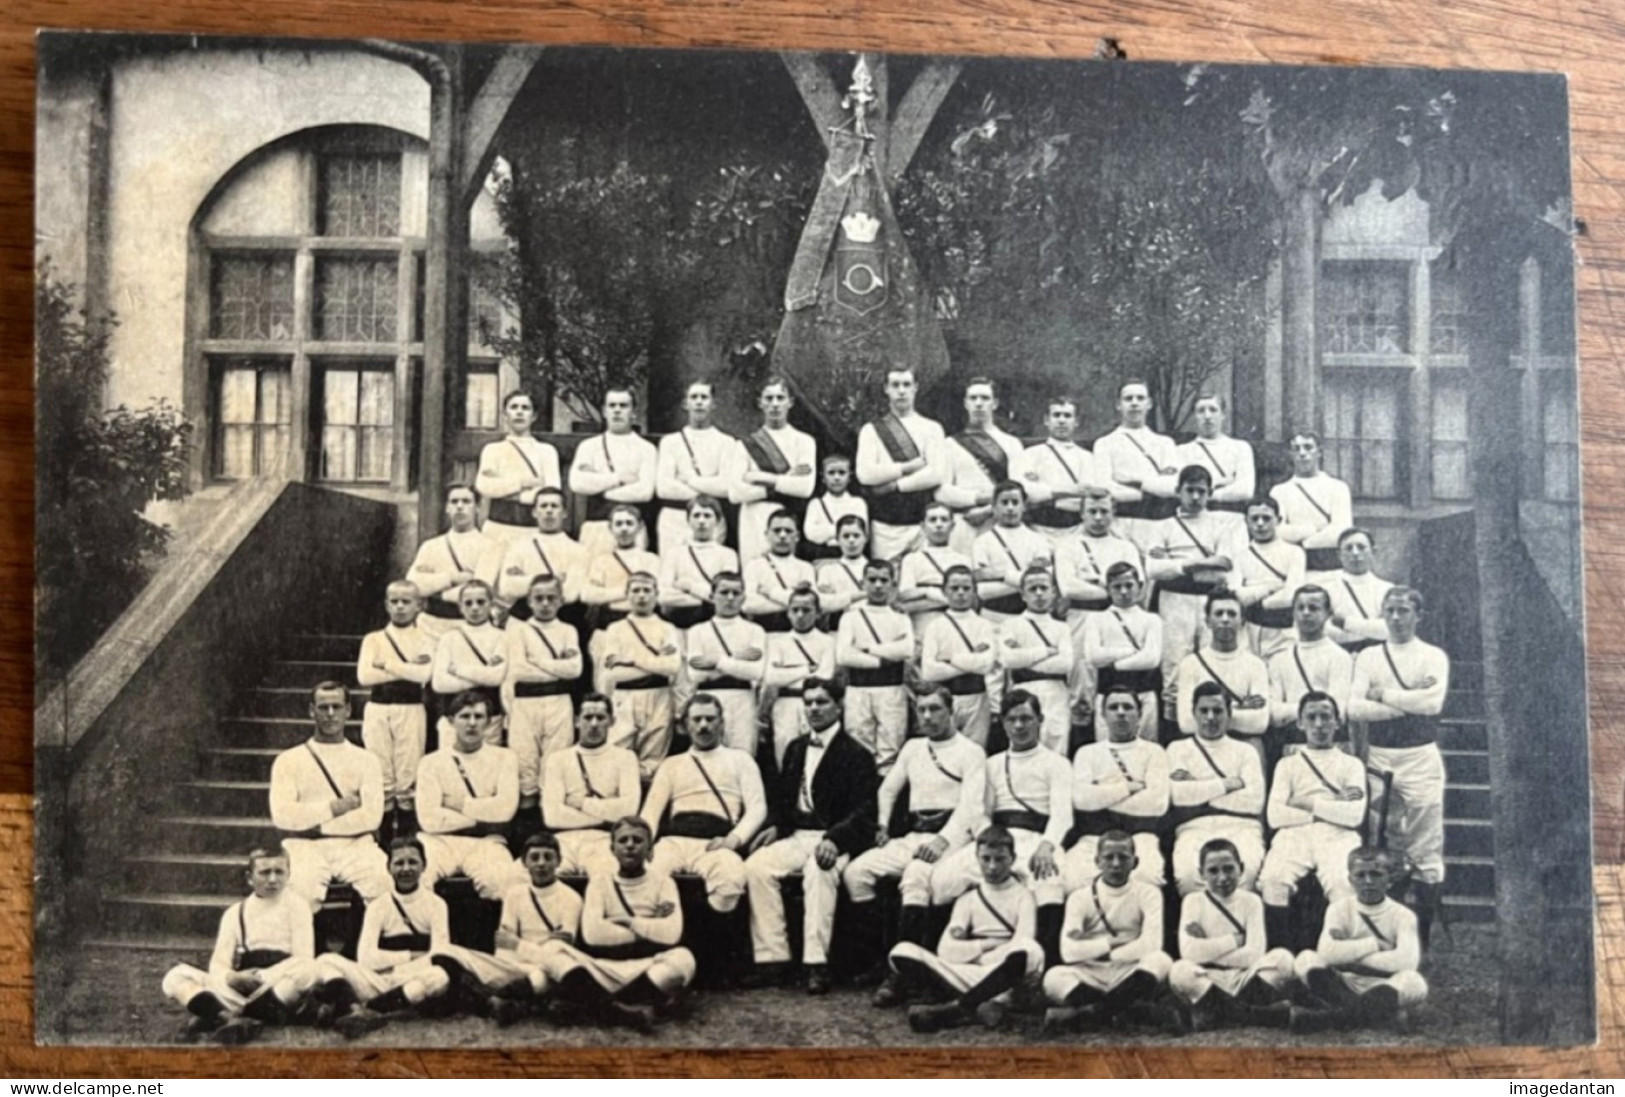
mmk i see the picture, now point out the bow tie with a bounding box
[808,734,831,751]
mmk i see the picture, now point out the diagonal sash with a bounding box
[690,754,735,824]
[873,413,922,463]
[530,538,556,578]
[1342,580,1371,620]
[1191,735,1227,779]
[626,617,663,657]
[1120,431,1165,475]
[1027,616,1053,649]
[391,896,424,938]
[1248,544,1287,581]
[687,545,716,587]
[742,428,791,475]
[528,889,558,934]
[1002,753,1044,816]
[452,754,481,797]
[1090,878,1118,937]
[600,435,617,476]
[1193,651,1240,704]
[1205,891,1246,936]
[1045,441,1080,484]
[459,628,493,667]
[792,637,819,668]
[1299,752,1341,795]
[304,742,345,799]
[383,630,410,664]
[710,620,734,658]
[611,550,633,577]
[1197,441,1230,480]
[919,549,948,579]
[857,608,885,646]
[1381,643,1414,691]
[1291,646,1315,694]
[926,739,964,783]
[990,528,1022,572]
[1359,911,1394,949]
[1111,609,1142,651]
[444,537,468,575]
[507,438,540,479]
[974,885,1016,937]
[1174,515,1214,557]
[838,561,864,591]
[954,430,1010,483]
[529,620,561,660]
[1293,481,1333,524]
[611,880,638,919]
[576,753,602,799]
[945,614,978,654]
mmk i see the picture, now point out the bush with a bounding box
[35,264,193,686]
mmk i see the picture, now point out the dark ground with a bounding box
[37,926,1501,1049]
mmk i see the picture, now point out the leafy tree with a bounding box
[36,265,192,686]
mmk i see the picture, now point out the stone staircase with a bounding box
[1438,658,1495,924]
[88,632,370,953]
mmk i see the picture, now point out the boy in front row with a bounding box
[886,825,1044,1034]
[1041,831,1172,1034]
[1168,839,1295,1031]
[1291,846,1428,1033]
[161,846,323,1044]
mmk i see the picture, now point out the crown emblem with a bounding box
[841,212,881,244]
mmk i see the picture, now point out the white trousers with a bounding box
[872,521,923,563]
[929,829,1064,906]
[1061,832,1166,892]
[1367,743,1446,884]
[162,956,321,1013]
[1169,949,1294,1002]
[1042,951,1173,1002]
[744,829,846,965]
[556,829,618,879]
[361,702,426,804]
[845,685,910,774]
[769,697,807,769]
[421,833,520,900]
[1259,822,1362,907]
[844,832,941,904]
[284,836,390,911]
[610,686,674,780]
[888,938,1044,1003]
[651,836,747,911]
[508,695,575,799]
[550,941,697,995]
[1172,817,1266,896]
[1293,950,1429,1007]
[314,953,451,1005]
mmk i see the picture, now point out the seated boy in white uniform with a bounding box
[482,831,587,1027]
[549,816,697,1032]
[1169,838,1294,1031]
[1040,830,1174,1034]
[1290,846,1428,1033]
[161,845,324,1044]
[885,825,1044,1034]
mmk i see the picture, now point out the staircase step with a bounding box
[1448,662,1484,691]
[1445,819,1495,858]
[1445,784,1492,820]
[201,748,282,782]
[1441,894,1495,923]
[105,892,237,937]
[288,634,368,663]
[1441,751,1489,785]
[220,716,363,750]
[84,933,213,954]
[238,686,378,720]
[123,852,252,894]
[156,815,282,855]
[1442,855,1495,897]
[1443,691,1484,719]
[1438,718,1487,753]
[260,660,362,690]
[177,780,271,817]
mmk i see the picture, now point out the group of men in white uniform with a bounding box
[162,369,1451,1041]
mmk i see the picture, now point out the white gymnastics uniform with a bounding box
[269,738,388,909]
[541,740,643,878]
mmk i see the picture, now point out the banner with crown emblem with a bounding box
[773,129,949,446]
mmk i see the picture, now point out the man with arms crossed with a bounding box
[856,366,947,561]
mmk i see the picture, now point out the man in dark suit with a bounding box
[743,676,880,995]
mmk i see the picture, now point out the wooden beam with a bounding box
[886,59,961,183]
[461,45,544,209]
[780,51,843,150]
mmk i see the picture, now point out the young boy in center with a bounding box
[1169,838,1295,1031]
[505,574,583,840]
[802,453,867,561]
[885,825,1044,1034]
[161,845,324,1044]
[484,831,587,1026]
[357,580,433,845]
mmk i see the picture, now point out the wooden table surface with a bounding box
[4,0,1625,1077]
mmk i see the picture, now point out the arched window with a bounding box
[188,124,513,489]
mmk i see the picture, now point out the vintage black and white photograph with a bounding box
[32,33,1593,1049]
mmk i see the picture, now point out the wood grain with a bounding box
[5,0,1625,1076]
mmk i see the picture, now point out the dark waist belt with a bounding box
[751,611,790,634]
[590,940,667,962]
[909,809,954,834]
[514,680,574,699]
[369,680,425,705]
[664,812,734,840]
[991,809,1048,833]
[848,665,905,688]
[1244,602,1295,628]
[1010,669,1068,687]
[1074,810,1163,837]
[440,823,512,842]
[1027,503,1081,529]
[665,604,713,630]
[1170,806,1265,830]
[1155,574,1221,597]
[583,494,644,523]
[1069,596,1111,613]
[378,934,430,954]
[1209,500,1248,513]
[1305,547,1341,571]
[1367,715,1438,751]
[804,541,842,561]
[868,490,933,526]
[1097,667,1161,694]
[487,498,537,527]
[944,673,986,697]
[775,686,803,699]
[425,598,463,620]
[1114,497,1179,521]
[235,948,291,971]
[982,593,1026,616]
[702,676,754,692]
[618,675,670,692]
